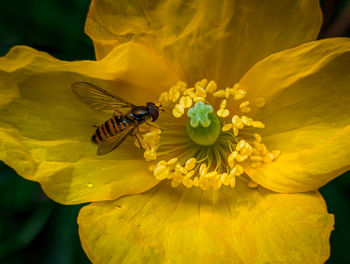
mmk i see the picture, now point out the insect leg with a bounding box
[144,122,163,131]
[134,126,151,149]
[135,133,144,149]
[129,126,144,149]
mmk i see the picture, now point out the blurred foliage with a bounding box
[0,0,94,60]
[0,0,349,263]
[0,163,89,264]
[0,1,93,263]
[320,171,350,264]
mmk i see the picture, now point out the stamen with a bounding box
[239,100,251,113]
[153,164,170,180]
[185,158,196,170]
[228,151,238,168]
[252,121,265,128]
[217,108,230,118]
[138,80,280,191]
[195,86,207,99]
[254,133,262,142]
[248,180,259,188]
[167,157,178,165]
[222,123,233,132]
[172,104,184,118]
[205,80,217,93]
[213,90,225,98]
[234,84,247,100]
[179,96,193,108]
[220,99,227,109]
[255,97,266,107]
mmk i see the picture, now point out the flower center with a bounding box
[186,102,221,146]
[135,79,280,191]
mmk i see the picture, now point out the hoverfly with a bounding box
[71,82,160,155]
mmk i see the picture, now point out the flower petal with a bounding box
[0,44,178,204]
[85,0,321,85]
[240,38,350,193]
[78,182,333,264]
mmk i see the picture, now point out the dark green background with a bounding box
[0,0,349,263]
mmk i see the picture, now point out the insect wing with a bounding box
[97,126,136,155]
[71,82,135,113]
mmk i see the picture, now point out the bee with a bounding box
[71,82,160,155]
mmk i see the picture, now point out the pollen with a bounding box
[217,108,230,118]
[136,80,280,191]
[179,96,193,108]
[255,97,266,108]
[172,104,185,118]
[185,158,196,170]
[222,123,233,132]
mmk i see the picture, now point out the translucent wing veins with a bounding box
[71,82,134,113]
[97,126,136,155]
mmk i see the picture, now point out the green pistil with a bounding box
[186,102,221,146]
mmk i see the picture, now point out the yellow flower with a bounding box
[1,0,349,263]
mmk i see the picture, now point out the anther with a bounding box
[221,173,230,186]
[172,104,185,118]
[179,96,193,108]
[195,79,208,90]
[213,90,225,98]
[263,152,274,163]
[230,176,236,188]
[195,86,207,98]
[183,177,194,188]
[159,92,169,106]
[224,88,231,99]
[193,97,205,103]
[205,80,217,93]
[236,154,249,162]
[222,123,233,132]
[144,148,157,161]
[220,99,227,109]
[255,97,266,107]
[167,157,178,165]
[185,158,196,170]
[252,121,265,128]
[254,133,262,142]
[228,151,238,167]
[232,115,244,129]
[250,155,263,161]
[177,81,187,92]
[239,101,250,108]
[193,177,200,187]
[199,163,207,176]
[271,150,281,158]
[236,140,246,151]
[153,165,170,180]
[217,108,230,118]
[241,116,253,126]
[248,180,258,188]
[234,89,247,100]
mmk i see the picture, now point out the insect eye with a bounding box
[149,107,159,121]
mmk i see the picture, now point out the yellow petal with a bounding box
[0,44,178,204]
[78,182,333,264]
[240,38,350,192]
[85,0,321,85]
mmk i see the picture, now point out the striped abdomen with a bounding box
[92,115,134,143]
